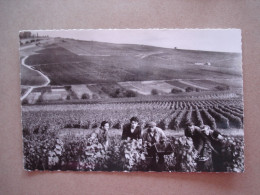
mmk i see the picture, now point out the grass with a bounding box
[188,79,227,89]
[166,80,194,90]
[20,64,47,86]
[21,38,242,86]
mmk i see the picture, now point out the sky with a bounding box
[33,29,241,53]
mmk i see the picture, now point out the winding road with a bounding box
[20,56,50,101]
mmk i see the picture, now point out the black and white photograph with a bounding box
[20,29,244,172]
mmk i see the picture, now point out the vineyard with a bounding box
[19,32,244,172]
[22,98,244,135]
[22,98,244,172]
[23,130,244,172]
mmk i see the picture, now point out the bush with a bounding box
[23,132,244,172]
[215,85,230,91]
[172,137,197,172]
[109,88,137,98]
[157,119,167,130]
[125,90,137,97]
[185,87,195,92]
[64,86,72,91]
[81,93,90,99]
[171,88,182,94]
[22,99,29,105]
[151,89,159,95]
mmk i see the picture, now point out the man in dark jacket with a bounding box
[122,117,142,140]
[185,122,204,157]
[207,129,225,171]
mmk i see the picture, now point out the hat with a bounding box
[147,121,156,128]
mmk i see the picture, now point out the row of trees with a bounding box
[19,31,49,39]
[170,86,230,94]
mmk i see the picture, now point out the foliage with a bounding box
[172,137,197,172]
[22,98,244,172]
[151,89,159,95]
[23,134,62,170]
[215,85,230,91]
[185,87,195,92]
[208,107,229,129]
[22,99,29,105]
[23,130,244,172]
[221,136,244,172]
[23,98,244,137]
[120,139,147,171]
[81,93,90,99]
[171,88,182,94]
[214,106,243,128]
[201,107,217,130]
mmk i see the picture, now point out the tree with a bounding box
[185,87,195,92]
[64,86,72,91]
[22,99,29,105]
[151,89,159,95]
[215,85,230,91]
[125,90,137,97]
[81,93,90,99]
[19,31,32,39]
[171,88,182,94]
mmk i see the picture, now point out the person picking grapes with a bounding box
[121,116,142,140]
[185,122,205,159]
[142,121,167,171]
[200,125,225,171]
[90,121,110,150]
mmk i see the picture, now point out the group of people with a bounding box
[90,116,166,148]
[90,117,167,171]
[185,122,225,171]
[90,116,225,171]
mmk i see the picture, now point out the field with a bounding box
[20,64,47,86]
[20,37,243,104]
[22,97,244,133]
[22,97,244,172]
[20,35,244,172]
[21,38,242,86]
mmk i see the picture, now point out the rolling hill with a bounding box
[23,38,242,86]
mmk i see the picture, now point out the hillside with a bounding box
[23,38,242,86]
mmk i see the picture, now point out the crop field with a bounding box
[166,80,195,90]
[21,38,242,86]
[20,35,244,172]
[211,79,243,88]
[22,97,244,172]
[22,97,244,134]
[189,79,242,89]
[186,79,226,90]
[119,81,179,95]
[21,72,243,104]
